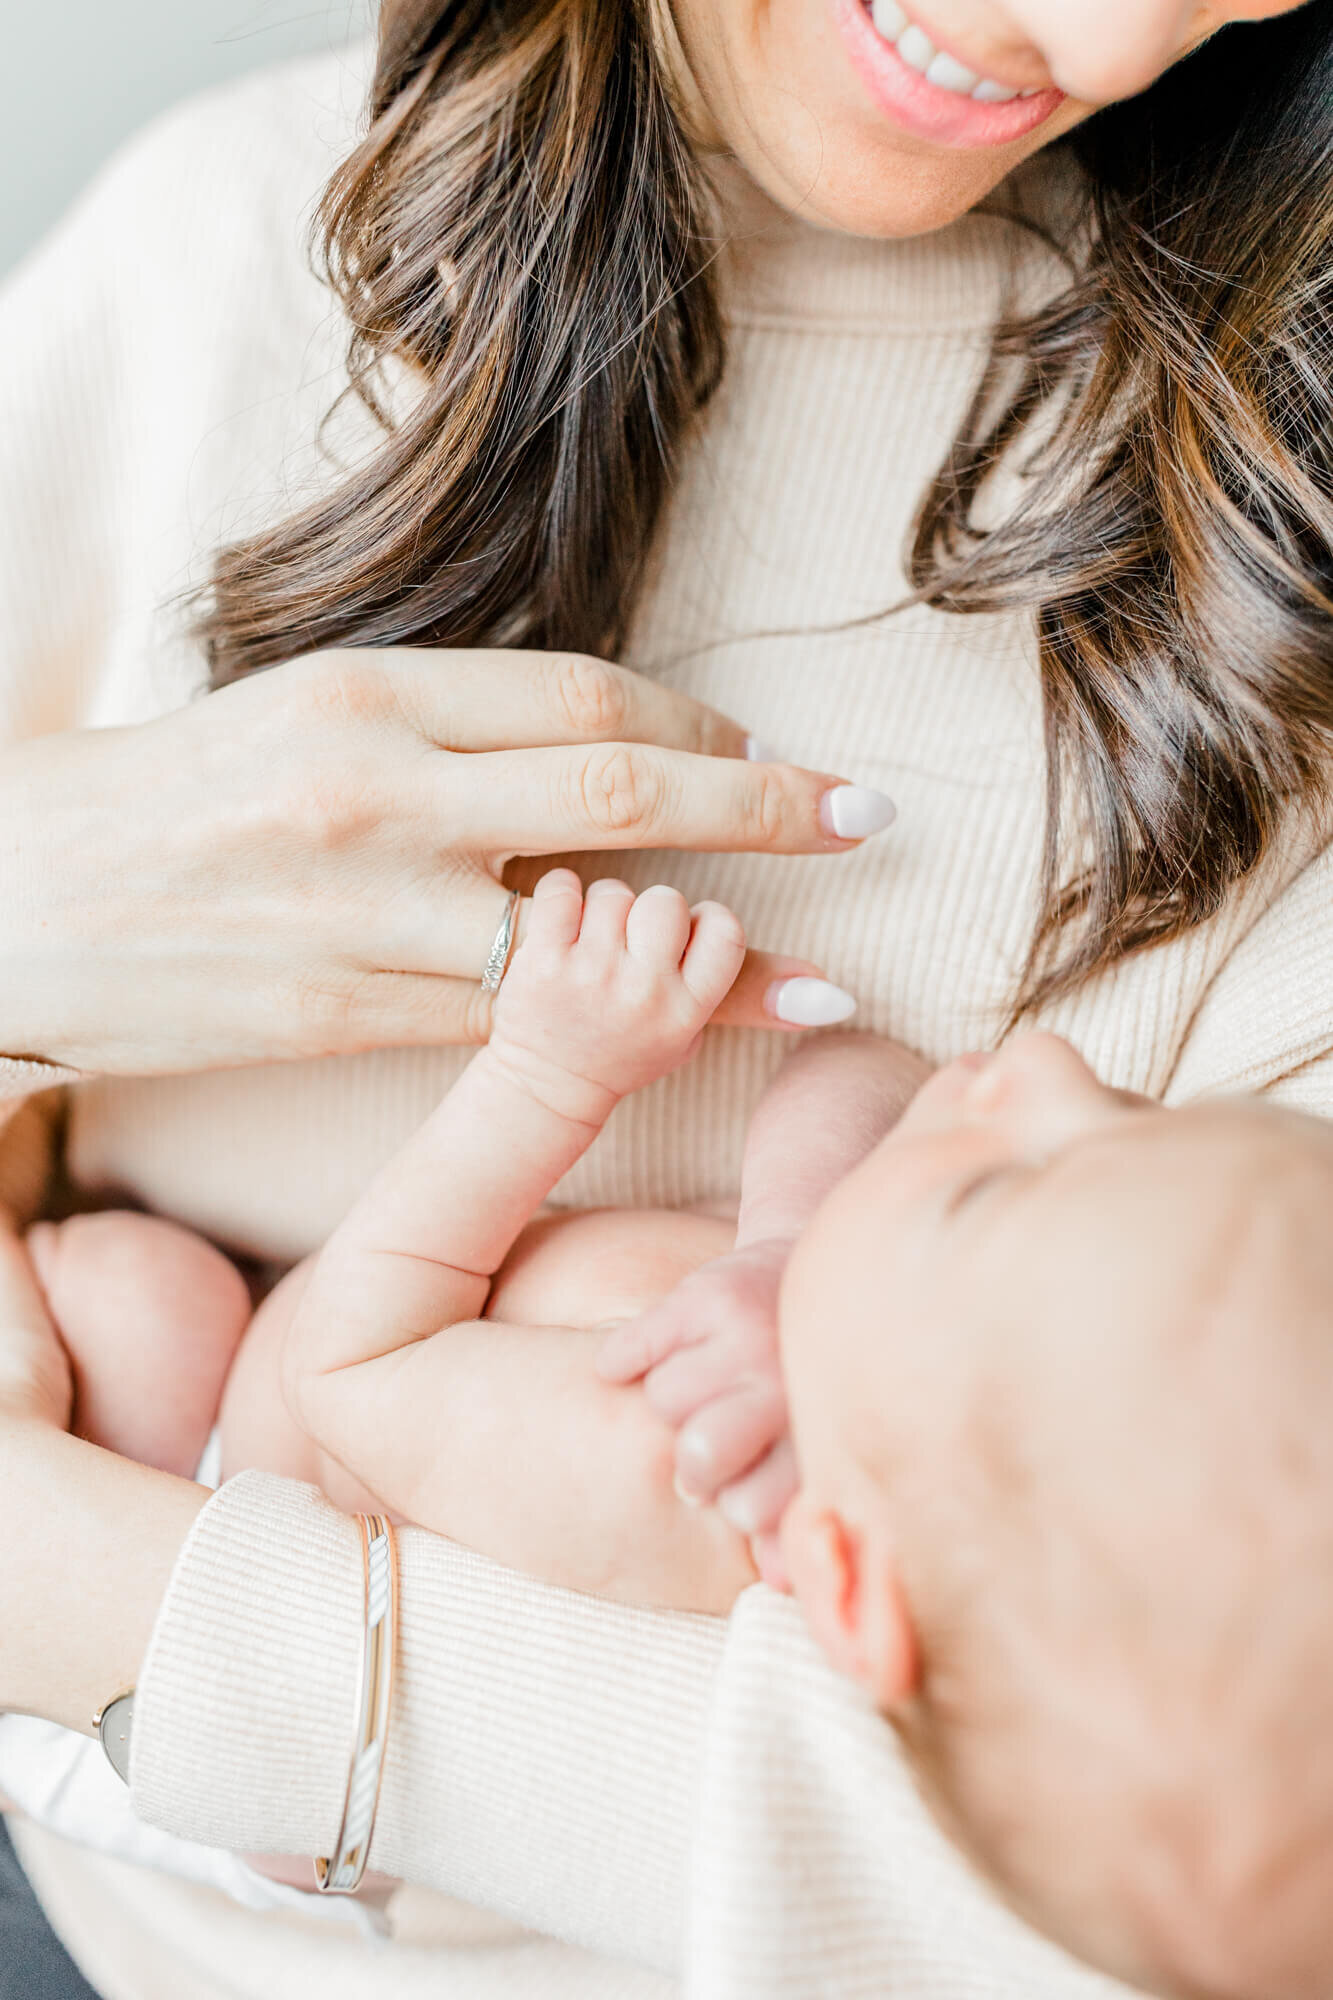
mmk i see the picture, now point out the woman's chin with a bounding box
[724,119,1044,241]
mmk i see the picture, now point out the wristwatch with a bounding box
[93,1689,135,1784]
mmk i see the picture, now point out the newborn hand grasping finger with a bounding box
[597,1236,798,1537]
[487,871,749,1123]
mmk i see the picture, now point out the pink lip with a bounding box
[831,0,1065,151]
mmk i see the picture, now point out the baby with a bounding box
[30,870,920,1609]
[26,871,1333,1999]
[777,1038,1333,2000]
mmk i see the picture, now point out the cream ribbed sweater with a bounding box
[4,41,1333,2000]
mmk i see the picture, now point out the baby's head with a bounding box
[780,1035,1333,2000]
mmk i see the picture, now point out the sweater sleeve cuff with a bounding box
[0,1055,80,1114]
[131,1469,727,1973]
[131,1472,360,1856]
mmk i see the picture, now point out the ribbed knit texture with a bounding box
[20,1474,1136,2000]
[688,1587,1129,2000]
[4,40,1333,2000]
[132,1474,719,1967]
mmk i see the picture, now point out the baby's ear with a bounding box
[861,1536,919,1712]
[784,1497,918,1706]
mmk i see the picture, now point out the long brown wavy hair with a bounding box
[201,0,1333,1012]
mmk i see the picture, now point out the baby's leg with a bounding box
[27,1212,252,1478]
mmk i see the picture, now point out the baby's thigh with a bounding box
[28,1209,252,1476]
[488,1207,734,1328]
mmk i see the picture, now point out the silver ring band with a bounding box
[480,889,521,994]
[315,1512,398,1895]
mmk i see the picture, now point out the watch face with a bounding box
[97,1692,135,1785]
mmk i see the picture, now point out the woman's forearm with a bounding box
[131,1471,724,1974]
[3,1439,720,1972]
[0,1424,206,1730]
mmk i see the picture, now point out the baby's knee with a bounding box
[29,1210,252,1355]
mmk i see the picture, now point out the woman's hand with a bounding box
[0,648,890,1076]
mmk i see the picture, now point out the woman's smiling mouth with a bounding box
[832,0,1067,149]
[870,0,1042,102]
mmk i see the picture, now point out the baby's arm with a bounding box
[599,1033,932,1550]
[282,870,748,1533]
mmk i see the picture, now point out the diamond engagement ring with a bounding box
[480,888,521,994]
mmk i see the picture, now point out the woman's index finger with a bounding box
[448,743,892,856]
[374,646,750,758]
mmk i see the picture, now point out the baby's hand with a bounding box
[597,1236,798,1554]
[488,869,746,1126]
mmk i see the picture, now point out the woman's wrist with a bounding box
[0,1421,206,1729]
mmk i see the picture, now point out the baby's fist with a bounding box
[489,870,745,1123]
[598,1236,796,1537]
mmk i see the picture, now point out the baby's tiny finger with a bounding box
[595,1305,693,1384]
[625,884,693,968]
[527,868,584,950]
[674,1381,788,1503]
[715,1438,799,1538]
[577,876,634,954]
[644,1330,748,1426]
[680,901,747,1010]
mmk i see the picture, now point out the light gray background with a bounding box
[1,1,373,276]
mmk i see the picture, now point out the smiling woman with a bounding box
[208,0,1333,1017]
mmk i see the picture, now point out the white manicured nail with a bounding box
[746,735,781,763]
[819,785,897,839]
[674,1474,704,1509]
[769,979,858,1028]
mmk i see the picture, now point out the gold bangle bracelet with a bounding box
[315,1512,399,1895]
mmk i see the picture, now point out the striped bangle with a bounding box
[315,1512,399,1894]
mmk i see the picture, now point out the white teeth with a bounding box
[896,23,935,72]
[926,50,981,93]
[870,0,908,34]
[865,3,1027,104]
